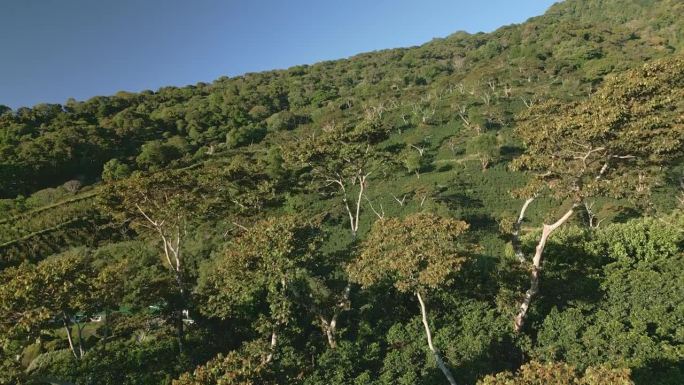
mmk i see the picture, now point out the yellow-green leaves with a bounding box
[348,213,469,293]
[514,57,684,203]
[477,361,633,385]
[0,250,95,337]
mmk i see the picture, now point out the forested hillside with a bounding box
[1,0,683,384]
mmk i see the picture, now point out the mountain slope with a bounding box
[1,1,683,384]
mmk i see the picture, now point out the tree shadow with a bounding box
[527,237,605,331]
[436,191,484,212]
[462,213,499,232]
[499,145,524,161]
[612,207,642,223]
[451,335,524,385]
[632,358,684,385]
[437,164,453,173]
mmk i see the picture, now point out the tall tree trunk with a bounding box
[325,320,337,348]
[319,284,351,349]
[513,197,536,263]
[172,266,186,354]
[76,321,85,358]
[264,330,277,364]
[513,208,575,332]
[62,314,79,360]
[319,316,337,349]
[329,171,369,238]
[176,311,185,354]
[102,309,109,350]
[138,205,188,356]
[416,291,458,385]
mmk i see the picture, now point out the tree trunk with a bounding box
[264,330,277,364]
[76,321,85,358]
[513,208,575,332]
[62,314,79,360]
[513,197,536,263]
[103,309,109,350]
[172,266,186,354]
[176,310,185,353]
[319,284,351,349]
[320,316,338,349]
[416,291,458,385]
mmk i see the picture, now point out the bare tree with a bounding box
[412,102,436,125]
[318,286,351,349]
[363,103,386,121]
[503,84,513,98]
[133,201,188,351]
[520,97,536,109]
[481,91,492,106]
[365,195,385,219]
[583,201,605,229]
[447,137,459,157]
[455,104,471,128]
[325,170,370,238]
[391,193,407,207]
[410,144,427,157]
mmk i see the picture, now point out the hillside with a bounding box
[1,0,683,384]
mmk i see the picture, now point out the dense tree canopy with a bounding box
[1,0,683,384]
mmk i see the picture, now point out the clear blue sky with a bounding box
[0,0,558,109]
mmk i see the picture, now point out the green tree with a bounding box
[510,57,684,332]
[402,142,431,179]
[174,341,275,385]
[285,121,391,237]
[465,133,499,171]
[533,216,684,384]
[266,110,299,131]
[0,250,97,361]
[198,216,322,364]
[348,212,470,385]
[100,167,234,352]
[101,158,131,182]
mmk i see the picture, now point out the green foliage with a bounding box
[0,250,95,339]
[533,217,684,384]
[1,0,684,383]
[225,126,267,148]
[101,159,131,182]
[401,147,431,178]
[136,137,190,170]
[198,216,322,322]
[266,111,302,131]
[466,133,500,171]
[302,341,380,385]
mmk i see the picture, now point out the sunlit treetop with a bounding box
[512,57,684,203]
[348,212,469,293]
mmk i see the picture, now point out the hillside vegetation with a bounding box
[1,0,683,384]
